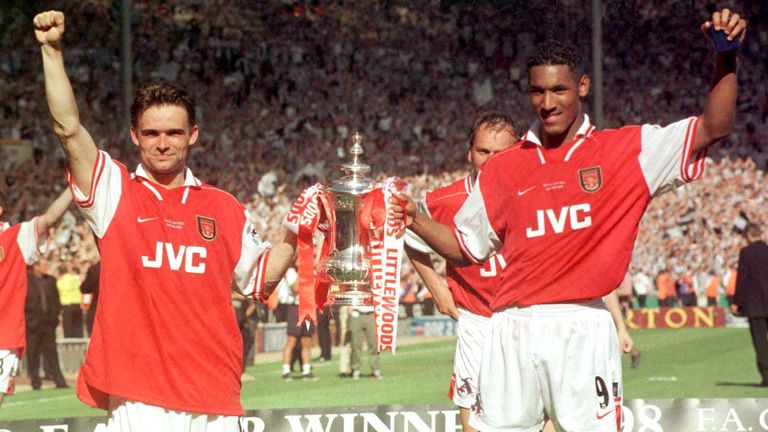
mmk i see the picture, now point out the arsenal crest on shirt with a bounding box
[197,216,217,241]
[578,166,603,193]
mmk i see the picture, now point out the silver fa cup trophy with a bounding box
[318,132,375,306]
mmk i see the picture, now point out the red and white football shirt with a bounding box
[0,220,44,355]
[70,151,270,416]
[409,176,511,317]
[455,115,705,309]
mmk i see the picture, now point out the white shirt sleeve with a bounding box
[233,210,271,299]
[453,176,502,264]
[69,151,123,239]
[639,117,706,196]
[17,219,47,265]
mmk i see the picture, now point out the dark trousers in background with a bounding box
[26,328,66,389]
[85,307,96,337]
[421,298,435,315]
[317,308,332,360]
[748,317,768,384]
[61,304,83,338]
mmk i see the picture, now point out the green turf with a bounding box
[1,327,766,421]
[623,327,766,398]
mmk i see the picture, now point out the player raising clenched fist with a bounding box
[395,7,747,432]
[35,10,298,431]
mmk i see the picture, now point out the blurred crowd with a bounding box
[1,0,766,308]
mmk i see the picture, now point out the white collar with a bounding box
[522,114,594,147]
[134,164,201,188]
[521,114,596,164]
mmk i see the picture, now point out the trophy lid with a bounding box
[328,132,374,195]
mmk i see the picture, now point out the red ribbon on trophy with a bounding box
[283,184,335,325]
[360,177,408,353]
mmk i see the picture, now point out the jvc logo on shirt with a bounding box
[141,242,207,274]
[479,255,507,278]
[525,203,592,238]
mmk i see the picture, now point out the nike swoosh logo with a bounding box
[517,187,535,196]
[596,409,614,420]
[137,217,158,224]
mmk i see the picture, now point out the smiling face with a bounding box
[130,104,199,188]
[528,64,590,148]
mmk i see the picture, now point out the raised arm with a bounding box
[34,11,98,193]
[263,230,298,298]
[692,8,747,153]
[405,245,459,320]
[393,194,470,267]
[34,188,72,238]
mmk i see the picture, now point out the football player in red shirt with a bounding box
[397,8,746,432]
[0,189,72,406]
[405,111,635,432]
[36,11,297,430]
[405,111,517,432]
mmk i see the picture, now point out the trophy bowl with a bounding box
[318,132,375,306]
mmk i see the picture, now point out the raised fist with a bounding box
[33,11,65,46]
[701,8,747,45]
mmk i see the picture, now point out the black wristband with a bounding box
[710,27,741,53]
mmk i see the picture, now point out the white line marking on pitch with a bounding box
[3,394,75,407]
[648,376,678,382]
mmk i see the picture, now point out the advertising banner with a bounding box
[3,399,768,432]
[626,307,726,329]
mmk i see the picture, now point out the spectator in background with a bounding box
[349,304,381,380]
[233,293,257,382]
[56,261,83,338]
[657,269,676,307]
[725,261,738,306]
[337,306,353,379]
[25,257,68,390]
[279,267,317,381]
[315,307,332,363]
[80,260,100,337]
[706,270,721,306]
[399,282,417,319]
[678,273,697,307]
[632,267,652,308]
[731,223,768,387]
[417,285,435,316]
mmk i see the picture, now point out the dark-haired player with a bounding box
[406,112,635,432]
[36,10,297,430]
[397,8,746,431]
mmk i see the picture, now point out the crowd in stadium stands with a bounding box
[1,1,767,327]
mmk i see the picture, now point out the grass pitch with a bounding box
[1,327,766,421]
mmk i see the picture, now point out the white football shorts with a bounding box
[0,349,19,395]
[107,397,242,432]
[449,308,490,409]
[469,301,622,432]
